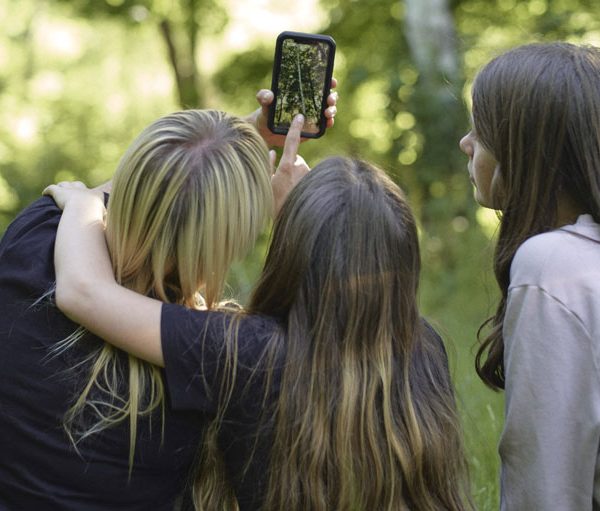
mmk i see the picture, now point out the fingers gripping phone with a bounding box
[268,31,336,139]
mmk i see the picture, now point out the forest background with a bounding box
[1,0,599,508]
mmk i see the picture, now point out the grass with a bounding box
[420,223,503,510]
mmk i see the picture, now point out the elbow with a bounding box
[54,274,96,323]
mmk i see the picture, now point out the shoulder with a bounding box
[411,318,454,395]
[508,216,600,344]
[160,304,282,414]
[0,197,61,293]
[510,217,600,290]
[161,304,279,342]
[0,197,61,248]
[161,304,281,366]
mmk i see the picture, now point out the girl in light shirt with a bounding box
[460,42,600,510]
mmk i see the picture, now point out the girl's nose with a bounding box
[459,132,473,156]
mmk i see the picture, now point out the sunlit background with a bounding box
[2,0,600,508]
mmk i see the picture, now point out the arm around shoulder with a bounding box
[52,189,165,367]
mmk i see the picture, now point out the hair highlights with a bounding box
[63,110,272,468]
[206,158,471,509]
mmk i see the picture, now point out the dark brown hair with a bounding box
[246,157,472,510]
[473,42,600,389]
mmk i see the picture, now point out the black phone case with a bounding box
[268,31,336,139]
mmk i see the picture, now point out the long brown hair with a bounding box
[234,157,471,509]
[472,43,600,389]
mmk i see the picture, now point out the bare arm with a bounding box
[45,184,165,366]
[45,110,310,365]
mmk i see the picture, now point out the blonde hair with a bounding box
[63,109,273,469]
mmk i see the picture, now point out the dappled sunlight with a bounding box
[1,1,599,507]
[452,215,470,233]
[53,169,77,183]
[134,72,173,98]
[582,32,600,47]
[528,0,548,15]
[476,206,500,238]
[398,148,417,165]
[13,114,39,144]
[0,174,18,211]
[394,111,415,130]
[31,71,65,100]
[350,79,397,154]
[35,19,85,61]
[224,0,325,49]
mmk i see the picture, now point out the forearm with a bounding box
[54,196,164,366]
[54,195,112,319]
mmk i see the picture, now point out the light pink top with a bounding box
[501,214,600,510]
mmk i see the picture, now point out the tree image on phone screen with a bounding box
[273,39,332,135]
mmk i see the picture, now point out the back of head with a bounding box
[64,110,272,471]
[254,156,421,331]
[250,157,471,510]
[472,43,600,389]
[107,109,273,308]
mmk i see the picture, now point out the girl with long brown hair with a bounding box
[46,156,472,510]
[460,42,600,509]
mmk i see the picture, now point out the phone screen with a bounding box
[270,35,334,137]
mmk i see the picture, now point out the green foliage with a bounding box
[0,0,176,232]
[2,0,600,508]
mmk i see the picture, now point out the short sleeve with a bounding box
[0,197,62,296]
[160,304,281,418]
[160,303,226,414]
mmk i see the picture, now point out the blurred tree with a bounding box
[314,0,471,230]
[54,0,229,108]
[404,0,466,224]
[0,0,176,232]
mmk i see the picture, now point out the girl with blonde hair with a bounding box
[460,42,600,508]
[0,84,336,509]
[47,156,472,510]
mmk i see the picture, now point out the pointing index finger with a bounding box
[281,114,304,163]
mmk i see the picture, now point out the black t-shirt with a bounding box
[0,197,204,510]
[161,304,282,511]
[160,303,453,511]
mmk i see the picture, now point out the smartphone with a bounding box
[268,31,336,139]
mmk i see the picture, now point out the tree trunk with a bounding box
[403,0,468,223]
[404,0,459,86]
[158,14,203,109]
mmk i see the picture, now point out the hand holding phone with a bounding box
[268,31,336,139]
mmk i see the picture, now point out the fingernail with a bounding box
[294,114,304,124]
